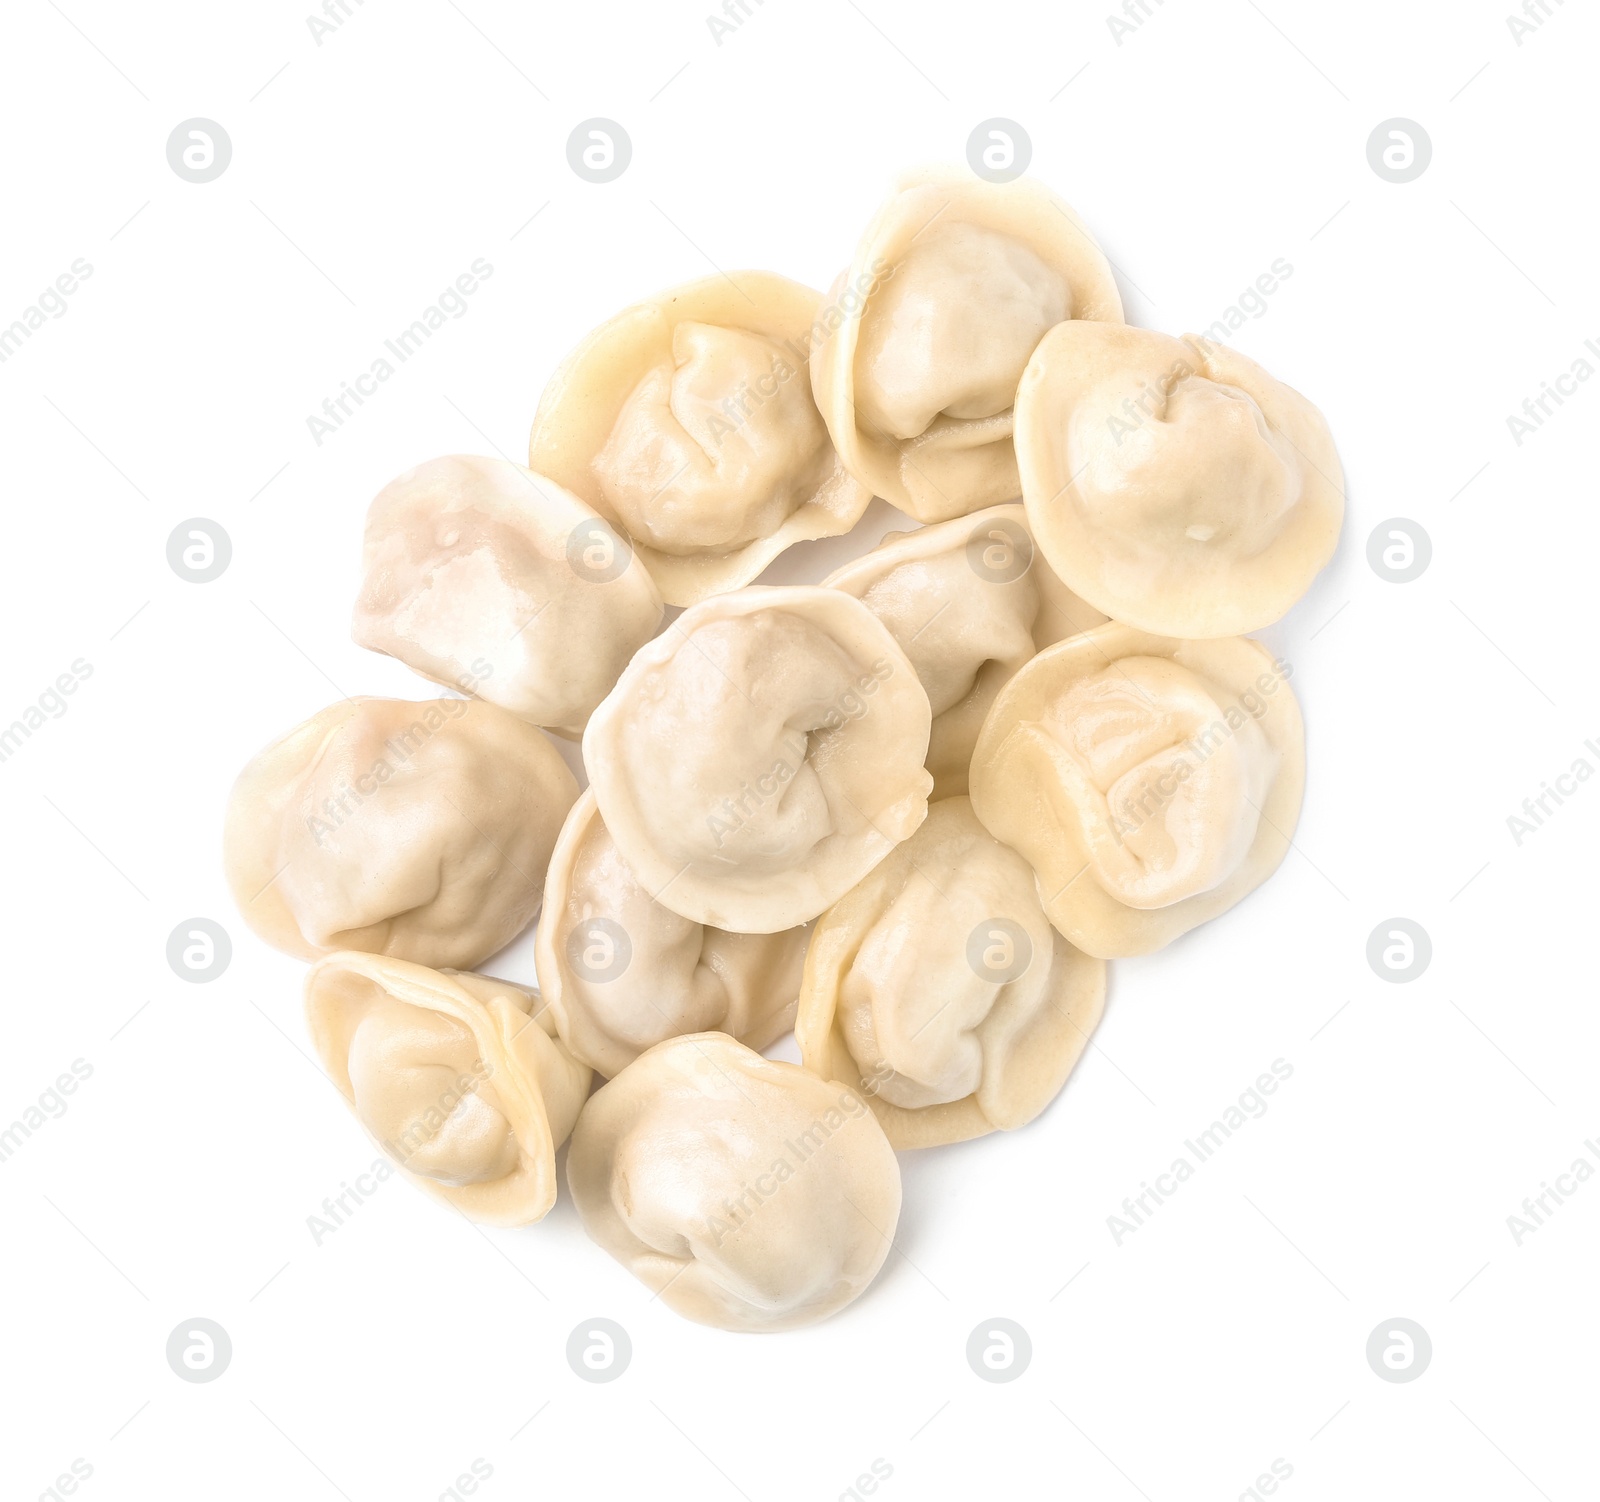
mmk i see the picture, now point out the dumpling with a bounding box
[583,585,934,933]
[224,696,577,968]
[1015,323,1343,637]
[567,1033,901,1331]
[823,502,1107,798]
[810,165,1123,524]
[968,623,1305,957]
[304,952,590,1225]
[537,790,810,1077]
[528,272,872,606]
[352,455,662,736]
[797,798,1104,1148]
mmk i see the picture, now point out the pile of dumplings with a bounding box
[223,163,1342,1334]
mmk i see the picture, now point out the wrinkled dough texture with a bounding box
[569,1036,900,1330]
[230,699,575,967]
[555,810,807,1072]
[354,459,660,731]
[1069,366,1303,562]
[836,813,1056,1114]
[345,992,516,1186]
[854,222,1068,442]
[592,322,830,556]
[1039,656,1278,909]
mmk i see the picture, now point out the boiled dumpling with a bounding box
[810,165,1123,524]
[305,952,589,1225]
[567,1033,901,1331]
[224,696,577,968]
[969,624,1305,957]
[797,797,1104,1148]
[528,272,872,606]
[352,455,662,736]
[1015,323,1343,637]
[582,585,933,933]
[537,789,811,1077]
[823,502,1107,797]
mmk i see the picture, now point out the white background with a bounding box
[2,0,1596,1498]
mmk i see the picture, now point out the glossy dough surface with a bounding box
[537,790,810,1078]
[305,953,590,1224]
[969,623,1305,957]
[352,455,662,735]
[582,585,933,933]
[567,1033,901,1331]
[224,696,577,968]
[811,166,1123,524]
[1016,323,1344,637]
[824,503,1106,797]
[798,798,1105,1148]
[528,272,872,606]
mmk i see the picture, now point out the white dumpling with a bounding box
[811,165,1123,524]
[352,455,662,736]
[582,585,934,933]
[969,623,1306,957]
[537,790,811,1078]
[529,272,872,606]
[798,798,1105,1148]
[1015,323,1344,637]
[223,696,577,968]
[567,1033,901,1331]
[823,503,1107,797]
[305,953,590,1225]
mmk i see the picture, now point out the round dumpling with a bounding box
[969,623,1305,957]
[583,585,933,933]
[528,272,872,606]
[1015,323,1343,637]
[352,455,662,736]
[224,696,577,968]
[798,798,1105,1148]
[537,790,811,1077]
[823,503,1107,798]
[567,1033,901,1331]
[810,165,1123,524]
[305,953,590,1225]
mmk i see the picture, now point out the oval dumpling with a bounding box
[567,1033,901,1331]
[969,623,1306,957]
[823,503,1107,798]
[528,272,872,606]
[352,455,663,736]
[1015,323,1344,637]
[582,585,934,933]
[536,789,811,1077]
[810,165,1123,524]
[224,696,577,968]
[797,798,1104,1148]
[305,953,590,1225]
